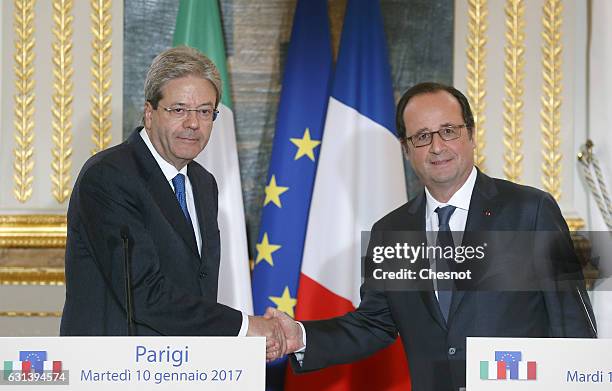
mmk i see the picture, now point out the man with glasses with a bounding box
[268,82,596,390]
[61,47,285,360]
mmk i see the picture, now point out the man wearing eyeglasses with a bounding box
[268,82,596,390]
[61,47,285,360]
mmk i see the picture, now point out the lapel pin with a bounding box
[483,209,492,216]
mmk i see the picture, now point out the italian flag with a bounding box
[480,361,507,380]
[3,360,62,379]
[3,361,23,380]
[174,0,253,314]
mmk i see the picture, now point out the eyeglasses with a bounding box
[160,105,219,122]
[403,124,467,148]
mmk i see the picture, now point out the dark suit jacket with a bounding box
[60,128,242,336]
[292,170,596,391]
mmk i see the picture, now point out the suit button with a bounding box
[199,272,206,279]
[448,347,456,356]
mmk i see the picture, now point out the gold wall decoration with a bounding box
[565,217,585,232]
[13,0,36,203]
[540,0,563,201]
[51,0,74,203]
[0,215,66,248]
[0,311,62,317]
[502,0,525,183]
[90,0,112,154]
[467,0,488,170]
[0,266,65,285]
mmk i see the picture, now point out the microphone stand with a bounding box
[121,227,135,336]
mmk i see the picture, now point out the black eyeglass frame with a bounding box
[159,105,219,122]
[401,124,468,148]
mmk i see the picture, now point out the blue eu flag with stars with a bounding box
[20,351,47,374]
[496,351,522,379]
[250,0,333,389]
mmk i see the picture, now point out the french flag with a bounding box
[43,360,63,375]
[286,0,409,389]
[518,361,537,380]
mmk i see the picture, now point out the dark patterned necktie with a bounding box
[435,205,456,323]
[172,173,192,223]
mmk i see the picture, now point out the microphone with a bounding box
[576,286,597,338]
[120,226,135,336]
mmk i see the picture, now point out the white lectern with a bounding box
[0,336,265,390]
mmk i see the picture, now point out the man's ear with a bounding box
[468,126,477,147]
[143,101,153,128]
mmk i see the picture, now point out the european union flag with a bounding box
[495,351,522,379]
[19,351,47,374]
[250,0,332,389]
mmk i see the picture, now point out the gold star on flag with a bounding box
[290,128,321,161]
[269,286,297,318]
[264,175,289,208]
[255,233,281,267]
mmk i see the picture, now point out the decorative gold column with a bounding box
[13,0,36,203]
[90,0,112,154]
[467,0,488,170]
[541,0,563,201]
[502,0,525,183]
[51,0,74,203]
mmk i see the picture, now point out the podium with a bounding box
[467,337,608,390]
[0,336,265,390]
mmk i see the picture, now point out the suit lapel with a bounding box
[188,164,209,262]
[128,129,199,257]
[448,170,499,323]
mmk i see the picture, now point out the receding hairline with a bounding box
[402,90,463,123]
[155,74,220,106]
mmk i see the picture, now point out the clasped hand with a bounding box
[247,308,304,362]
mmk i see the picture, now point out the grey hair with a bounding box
[143,46,222,113]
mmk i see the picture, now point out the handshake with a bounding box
[247,308,305,362]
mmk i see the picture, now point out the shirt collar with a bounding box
[425,166,477,220]
[140,128,188,183]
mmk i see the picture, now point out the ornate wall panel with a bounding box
[0,2,123,326]
[0,0,123,249]
[454,0,588,225]
[0,1,122,334]
[466,0,488,170]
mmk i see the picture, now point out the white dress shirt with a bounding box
[140,129,248,336]
[425,166,477,297]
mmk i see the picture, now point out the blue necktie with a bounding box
[172,174,191,222]
[435,205,456,323]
